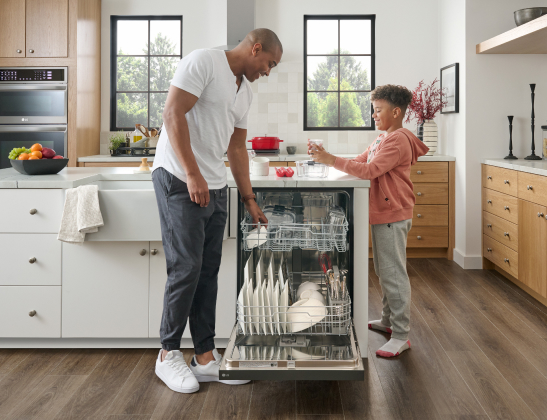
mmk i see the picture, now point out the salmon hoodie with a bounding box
[333,128,429,225]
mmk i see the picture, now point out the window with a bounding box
[304,15,375,130]
[110,16,182,131]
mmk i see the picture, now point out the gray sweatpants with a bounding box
[371,219,412,340]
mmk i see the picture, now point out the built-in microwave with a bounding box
[0,67,68,125]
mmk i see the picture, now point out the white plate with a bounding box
[272,280,281,334]
[258,281,267,334]
[287,298,327,333]
[299,289,325,305]
[296,281,321,300]
[252,281,261,334]
[279,280,289,333]
[238,281,247,334]
[246,277,254,335]
[246,227,267,249]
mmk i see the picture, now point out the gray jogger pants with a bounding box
[371,219,412,340]
[152,167,228,354]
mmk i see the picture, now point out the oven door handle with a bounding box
[0,85,67,91]
[0,125,67,132]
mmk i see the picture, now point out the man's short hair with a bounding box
[371,84,413,113]
[245,28,283,54]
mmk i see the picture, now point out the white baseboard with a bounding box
[0,338,229,349]
[453,249,483,269]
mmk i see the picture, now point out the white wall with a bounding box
[254,0,440,153]
[100,0,227,135]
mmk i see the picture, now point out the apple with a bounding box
[41,147,56,159]
[53,155,65,159]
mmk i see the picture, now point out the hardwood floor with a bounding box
[0,259,546,419]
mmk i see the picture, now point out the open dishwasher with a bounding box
[220,188,368,381]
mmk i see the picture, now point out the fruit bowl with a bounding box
[10,158,69,175]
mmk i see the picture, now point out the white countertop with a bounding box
[0,166,370,189]
[482,158,547,176]
[79,153,456,163]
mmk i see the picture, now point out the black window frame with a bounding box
[304,14,376,131]
[110,15,183,132]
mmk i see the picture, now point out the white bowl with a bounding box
[246,226,267,249]
[252,157,269,176]
[296,281,321,300]
[299,289,325,305]
[287,298,327,333]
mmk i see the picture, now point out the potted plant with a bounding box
[108,132,126,156]
[405,78,447,156]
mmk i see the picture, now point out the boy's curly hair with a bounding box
[371,84,413,113]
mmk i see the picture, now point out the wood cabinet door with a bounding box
[0,0,26,57]
[62,242,150,338]
[26,0,68,57]
[518,199,547,298]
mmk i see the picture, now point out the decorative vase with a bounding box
[421,119,437,156]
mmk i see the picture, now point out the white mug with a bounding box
[252,157,269,176]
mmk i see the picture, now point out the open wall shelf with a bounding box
[477,15,547,54]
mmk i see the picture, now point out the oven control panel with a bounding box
[0,68,66,82]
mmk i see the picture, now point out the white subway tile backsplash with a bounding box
[278,103,288,114]
[288,72,298,84]
[258,102,268,113]
[268,113,278,123]
[277,93,288,103]
[348,143,360,154]
[278,83,288,93]
[278,123,288,134]
[337,144,348,153]
[329,144,338,153]
[288,102,298,113]
[258,113,268,124]
[268,123,278,134]
[277,73,288,83]
[251,83,258,93]
[288,92,298,103]
[278,113,288,123]
[268,103,278,113]
[268,73,278,84]
[267,83,278,93]
[288,123,298,133]
[288,82,298,93]
[288,113,298,124]
[258,83,268,93]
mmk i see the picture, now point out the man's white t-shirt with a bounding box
[152,49,253,189]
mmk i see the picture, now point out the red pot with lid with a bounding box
[248,136,284,150]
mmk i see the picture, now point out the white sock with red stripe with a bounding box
[376,338,411,358]
[368,319,392,334]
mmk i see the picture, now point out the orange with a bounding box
[31,150,42,159]
[28,155,40,160]
[18,153,29,160]
[30,143,42,152]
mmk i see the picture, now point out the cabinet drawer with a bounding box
[0,286,61,337]
[413,205,448,226]
[483,235,518,279]
[483,211,518,252]
[407,227,448,248]
[483,188,518,224]
[483,165,518,196]
[0,234,61,285]
[518,171,547,206]
[410,162,448,183]
[413,183,448,204]
[0,190,64,233]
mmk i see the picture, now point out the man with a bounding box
[152,28,283,394]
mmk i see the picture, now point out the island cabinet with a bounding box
[482,164,547,306]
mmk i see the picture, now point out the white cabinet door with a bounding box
[149,239,237,340]
[0,190,63,233]
[62,242,150,338]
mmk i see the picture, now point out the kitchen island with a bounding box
[0,167,370,358]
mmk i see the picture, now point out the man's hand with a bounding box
[245,199,268,227]
[310,144,337,166]
[187,173,210,207]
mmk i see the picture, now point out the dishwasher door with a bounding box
[219,188,368,381]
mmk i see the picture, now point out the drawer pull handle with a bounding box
[417,236,422,240]
[487,200,492,204]
[487,176,492,180]
[29,49,34,53]
[487,224,492,228]
[504,180,509,184]
[504,258,509,263]
[417,192,422,196]
[417,214,422,218]
[538,212,545,218]
[16,49,22,53]
[487,248,492,252]
[139,249,147,256]
[417,171,422,175]
[29,257,36,264]
[504,206,509,210]
[29,209,37,215]
[527,185,533,190]
[29,310,36,317]
[504,232,509,237]
[151,249,158,255]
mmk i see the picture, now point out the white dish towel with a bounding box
[58,185,104,244]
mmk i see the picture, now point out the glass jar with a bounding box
[542,125,547,159]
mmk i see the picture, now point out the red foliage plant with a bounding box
[405,78,447,124]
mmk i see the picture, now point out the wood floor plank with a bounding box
[0,349,70,417]
[429,258,547,377]
[107,349,164,416]
[0,349,34,376]
[296,416,344,420]
[198,381,252,420]
[6,375,87,420]
[410,259,547,418]
[150,382,210,420]
[247,381,295,420]
[338,348,395,420]
[54,349,145,420]
[401,260,537,420]
[103,416,151,420]
[50,349,108,376]
[295,381,343,415]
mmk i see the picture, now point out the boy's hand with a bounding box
[310,145,336,166]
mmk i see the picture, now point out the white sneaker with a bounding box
[189,349,250,385]
[155,349,200,393]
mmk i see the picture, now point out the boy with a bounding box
[309,84,429,357]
